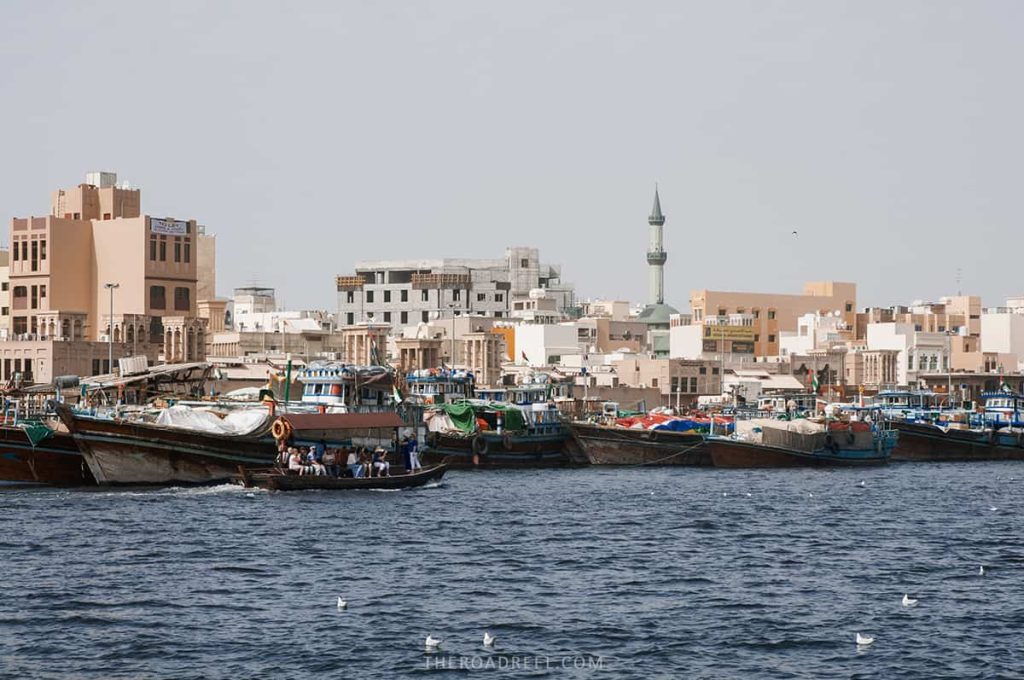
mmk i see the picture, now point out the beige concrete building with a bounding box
[4,172,207,379]
[0,248,9,340]
[690,281,856,357]
[395,337,442,374]
[611,357,721,408]
[462,331,505,387]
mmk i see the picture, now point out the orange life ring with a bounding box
[272,418,293,441]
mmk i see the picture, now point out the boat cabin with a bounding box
[405,369,474,405]
[298,362,395,409]
[981,391,1024,427]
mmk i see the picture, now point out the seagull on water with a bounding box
[902,594,918,607]
[979,565,986,576]
[856,633,875,646]
[425,635,442,650]
[990,506,998,512]
[336,597,347,610]
[483,631,496,648]
[857,480,866,488]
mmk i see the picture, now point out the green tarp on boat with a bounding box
[22,420,54,447]
[440,403,526,433]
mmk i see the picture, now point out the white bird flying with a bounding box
[902,594,918,607]
[483,631,496,648]
[336,597,347,610]
[425,635,441,650]
[856,633,875,646]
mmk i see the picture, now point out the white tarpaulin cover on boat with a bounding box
[155,405,270,435]
[734,418,825,443]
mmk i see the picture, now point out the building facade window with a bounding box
[477,293,486,302]
[346,291,354,303]
[422,311,429,322]
[346,313,354,325]
[495,293,504,303]
[366,291,374,303]
[383,312,391,322]
[768,334,776,342]
[150,239,157,260]
[159,239,167,261]
[40,239,46,261]
[150,285,166,309]
[421,290,429,302]
[174,239,182,263]
[767,310,776,320]
[174,287,190,311]
[453,289,461,301]
[400,290,408,302]
[400,311,408,324]
[184,242,191,263]
[384,291,391,303]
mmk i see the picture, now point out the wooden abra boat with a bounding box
[236,463,448,491]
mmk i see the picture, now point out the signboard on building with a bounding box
[731,341,755,354]
[150,218,188,235]
[702,324,755,341]
[702,339,718,352]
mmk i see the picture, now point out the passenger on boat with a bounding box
[408,437,422,472]
[322,448,339,477]
[287,448,305,475]
[305,447,327,476]
[373,447,391,477]
[276,444,291,468]
[346,449,363,478]
[401,435,413,471]
[359,448,372,477]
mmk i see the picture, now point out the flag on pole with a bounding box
[811,371,820,393]
[392,384,403,405]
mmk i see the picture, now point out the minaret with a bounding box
[646,185,667,305]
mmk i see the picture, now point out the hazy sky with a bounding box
[1,1,1020,312]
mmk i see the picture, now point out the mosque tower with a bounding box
[646,186,667,305]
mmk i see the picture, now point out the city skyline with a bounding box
[1,1,1021,311]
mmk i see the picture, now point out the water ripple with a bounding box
[0,463,1021,678]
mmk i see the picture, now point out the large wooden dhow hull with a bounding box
[706,436,890,468]
[56,407,277,485]
[568,422,710,466]
[0,426,94,486]
[421,430,573,469]
[891,421,1024,462]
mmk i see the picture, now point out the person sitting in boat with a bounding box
[322,448,339,477]
[346,449,362,478]
[276,443,290,468]
[287,448,306,475]
[373,447,391,477]
[304,447,326,476]
[359,448,372,477]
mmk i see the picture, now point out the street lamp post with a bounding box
[104,282,120,373]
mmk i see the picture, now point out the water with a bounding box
[1,463,1022,678]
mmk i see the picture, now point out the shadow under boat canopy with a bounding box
[276,411,407,443]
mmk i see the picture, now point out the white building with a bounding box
[515,323,581,366]
[980,311,1024,370]
[669,313,757,363]
[866,322,950,386]
[335,247,574,327]
[779,312,852,357]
